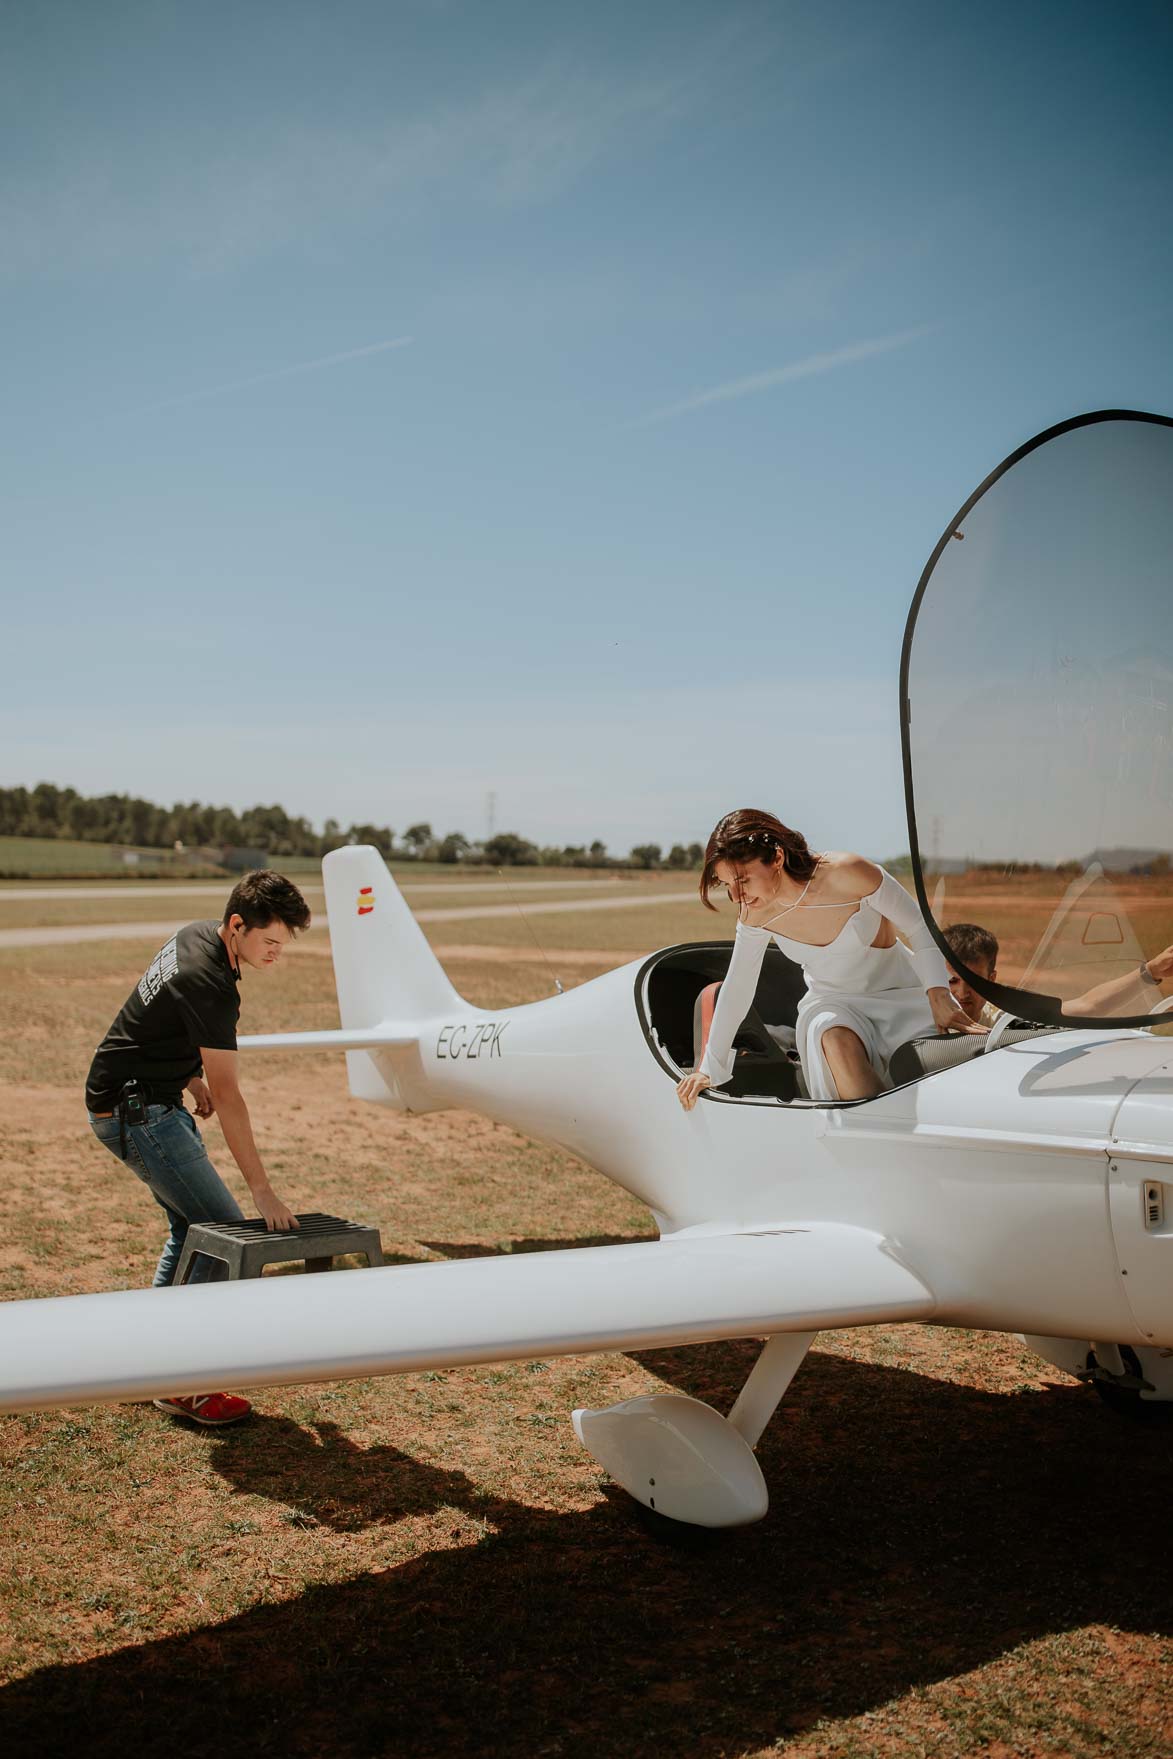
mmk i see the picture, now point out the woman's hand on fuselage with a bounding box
[927,986,986,1035]
[677,1071,712,1110]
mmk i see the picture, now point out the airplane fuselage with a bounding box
[351,964,1173,1352]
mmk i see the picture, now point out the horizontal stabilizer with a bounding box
[0,1226,933,1414]
[239,1026,417,1052]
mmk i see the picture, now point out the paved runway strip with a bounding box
[0,890,697,948]
[0,877,631,902]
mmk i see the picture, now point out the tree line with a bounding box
[0,783,704,870]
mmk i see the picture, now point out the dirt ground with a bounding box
[1,904,1172,1759]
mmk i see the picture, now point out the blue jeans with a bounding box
[89,1103,244,1287]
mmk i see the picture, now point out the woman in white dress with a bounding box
[676,808,982,1107]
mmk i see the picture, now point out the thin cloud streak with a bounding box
[127,335,413,417]
[1,61,704,278]
[631,325,933,428]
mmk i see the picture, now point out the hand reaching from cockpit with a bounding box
[1061,943,1173,1017]
[677,1071,712,1110]
[928,986,987,1035]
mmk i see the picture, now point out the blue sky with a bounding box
[3,0,1171,857]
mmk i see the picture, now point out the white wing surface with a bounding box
[0,1226,933,1414]
[239,1026,417,1051]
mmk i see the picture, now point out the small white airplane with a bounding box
[3,409,1172,1530]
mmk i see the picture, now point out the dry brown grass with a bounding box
[1,899,1171,1758]
[933,870,1173,988]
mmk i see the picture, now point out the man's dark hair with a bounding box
[943,921,998,966]
[223,870,312,935]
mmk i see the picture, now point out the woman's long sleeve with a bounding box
[868,868,952,991]
[697,919,770,1088]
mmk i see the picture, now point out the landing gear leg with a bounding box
[1019,1332,1173,1421]
[1085,1344,1173,1422]
[572,1331,816,1530]
[728,1331,816,1445]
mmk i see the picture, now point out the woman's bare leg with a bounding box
[819,1026,884,1101]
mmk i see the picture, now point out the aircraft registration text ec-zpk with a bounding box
[436,1021,508,1060]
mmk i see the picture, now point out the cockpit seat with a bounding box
[693,982,807,1100]
[693,981,721,1066]
[692,982,790,1066]
[888,1023,1052,1087]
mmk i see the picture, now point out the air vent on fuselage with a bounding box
[1145,1183,1165,1231]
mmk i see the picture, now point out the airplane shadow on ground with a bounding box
[4,1344,1172,1758]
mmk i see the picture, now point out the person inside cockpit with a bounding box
[943,923,1001,1026]
[676,809,980,1108]
[945,920,1173,1023]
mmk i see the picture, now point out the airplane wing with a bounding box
[0,1225,934,1414]
[238,1026,417,1051]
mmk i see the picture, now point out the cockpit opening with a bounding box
[637,942,808,1101]
[636,942,1056,1105]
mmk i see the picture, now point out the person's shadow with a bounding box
[207,1412,516,1534]
[4,1342,1172,1758]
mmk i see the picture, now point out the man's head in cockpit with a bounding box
[943,922,999,1023]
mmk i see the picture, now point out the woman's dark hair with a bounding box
[699,808,818,911]
[223,870,312,935]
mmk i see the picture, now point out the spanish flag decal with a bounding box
[357,886,375,916]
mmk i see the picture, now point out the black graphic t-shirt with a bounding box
[85,920,241,1112]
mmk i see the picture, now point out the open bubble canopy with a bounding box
[901,411,1173,1029]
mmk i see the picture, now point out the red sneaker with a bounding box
[153,1392,252,1426]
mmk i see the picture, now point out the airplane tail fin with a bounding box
[238,847,466,1108]
[322,844,463,1029]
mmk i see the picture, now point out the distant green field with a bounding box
[0,837,669,885]
[0,842,466,880]
[0,836,215,878]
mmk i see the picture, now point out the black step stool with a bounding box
[174,1212,384,1286]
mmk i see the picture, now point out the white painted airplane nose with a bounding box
[571,1392,769,1528]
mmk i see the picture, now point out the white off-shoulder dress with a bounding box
[697,867,951,1102]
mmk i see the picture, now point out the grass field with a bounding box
[0,834,207,878]
[0,834,632,883]
[1,887,1171,1758]
[0,875,685,935]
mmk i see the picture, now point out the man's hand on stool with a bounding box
[201,1047,299,1232]
[254,1182,299,1232]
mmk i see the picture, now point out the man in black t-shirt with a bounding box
[86,869,312,1426]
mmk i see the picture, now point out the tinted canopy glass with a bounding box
[902,412,1173,1027]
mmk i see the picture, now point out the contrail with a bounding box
[630,325,932,428]
[129,335,413,416]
